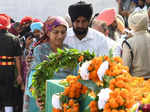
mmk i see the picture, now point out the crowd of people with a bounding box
[0,0,150,112]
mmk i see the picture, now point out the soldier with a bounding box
[0,14,23,112]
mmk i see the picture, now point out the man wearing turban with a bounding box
[122,10,150,79]
[19,16,33,37]
[64,1,109,56]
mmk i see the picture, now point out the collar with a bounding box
[134,30,147,35]
[68,27,94,41]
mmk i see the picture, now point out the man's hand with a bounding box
[17,74,23,85]
[120,10,129,16]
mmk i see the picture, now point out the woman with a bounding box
[24,16,69,112]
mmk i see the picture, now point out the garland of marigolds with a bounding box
[52,55,150,112]
[31,48,95,112]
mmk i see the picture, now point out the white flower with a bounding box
[97,88,112,110]
[130,102,140,112]
[79,61,91,80]
[52,94,62,109]
[122,70,127,73]
[97,61,109,81]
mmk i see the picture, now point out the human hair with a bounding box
[92,19,108,33]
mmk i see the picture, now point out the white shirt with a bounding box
[106,37,122,57]
[134,5,147,12]
[63,28,109,56]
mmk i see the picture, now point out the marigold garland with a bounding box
[52,75,88,112]
[89,101,99,112]
[87,56,129,84]
[52,54,150,112]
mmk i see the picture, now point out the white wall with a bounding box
[0,0,118,22]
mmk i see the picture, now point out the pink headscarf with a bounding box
[96,8,116,26]
[43,16,68,34]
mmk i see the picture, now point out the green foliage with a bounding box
[60,94,69,104]
[109,48,113,58]
[78,79,103,94]
[31,48,95,111]
[82,106,91,112]
[103,75,114,88]
[59,80,69,87]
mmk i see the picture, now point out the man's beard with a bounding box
[73,27,88,36]
[137,4,145,9]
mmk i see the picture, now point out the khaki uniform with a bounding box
[122,30,150,78]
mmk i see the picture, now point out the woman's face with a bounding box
[33,29,44,39]
[48,25,67,46]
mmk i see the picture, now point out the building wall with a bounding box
[0,0,118,21]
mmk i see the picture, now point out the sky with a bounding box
[0,0,118,21]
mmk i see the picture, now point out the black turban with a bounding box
[68,1,93,22]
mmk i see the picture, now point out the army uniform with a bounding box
[0,30,22,106]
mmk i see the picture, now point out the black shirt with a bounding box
[0,30,22,69]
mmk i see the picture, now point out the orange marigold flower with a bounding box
[52,108,62,112]
[120,90,128,99]
[75,82,82,89]
[115,80,126,88]
[103,109,111,112]
[112,109,119,112]
[75,92,81,98]
[78,55,84,62]
[88,64,94,72]
[104,56,109,61]
[116,96,125,106]
[89,101,97,108]
[125,99,135,108]
[113,56,123,64]
[76,75,81,80]
[119,110,126,112]
[72,106,79,112]
[89,70,99,82]
[69,92,75,98]
[123,66,129,72]
[109,98,119,108]
[63,104,68,112]
[68,99,74,106]
[90,107,99,112]
[66,108,71,112]
[89,101,99,112]
[64,87,70,96]
[81,86,88,94]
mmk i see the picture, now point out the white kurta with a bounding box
[106,37,122,57]
[64,28,109,56]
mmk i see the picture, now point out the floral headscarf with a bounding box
[43,16,68,34]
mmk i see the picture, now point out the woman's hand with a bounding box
[25,37,33,49]
[25,55,34,67]
[36,97,44,111]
